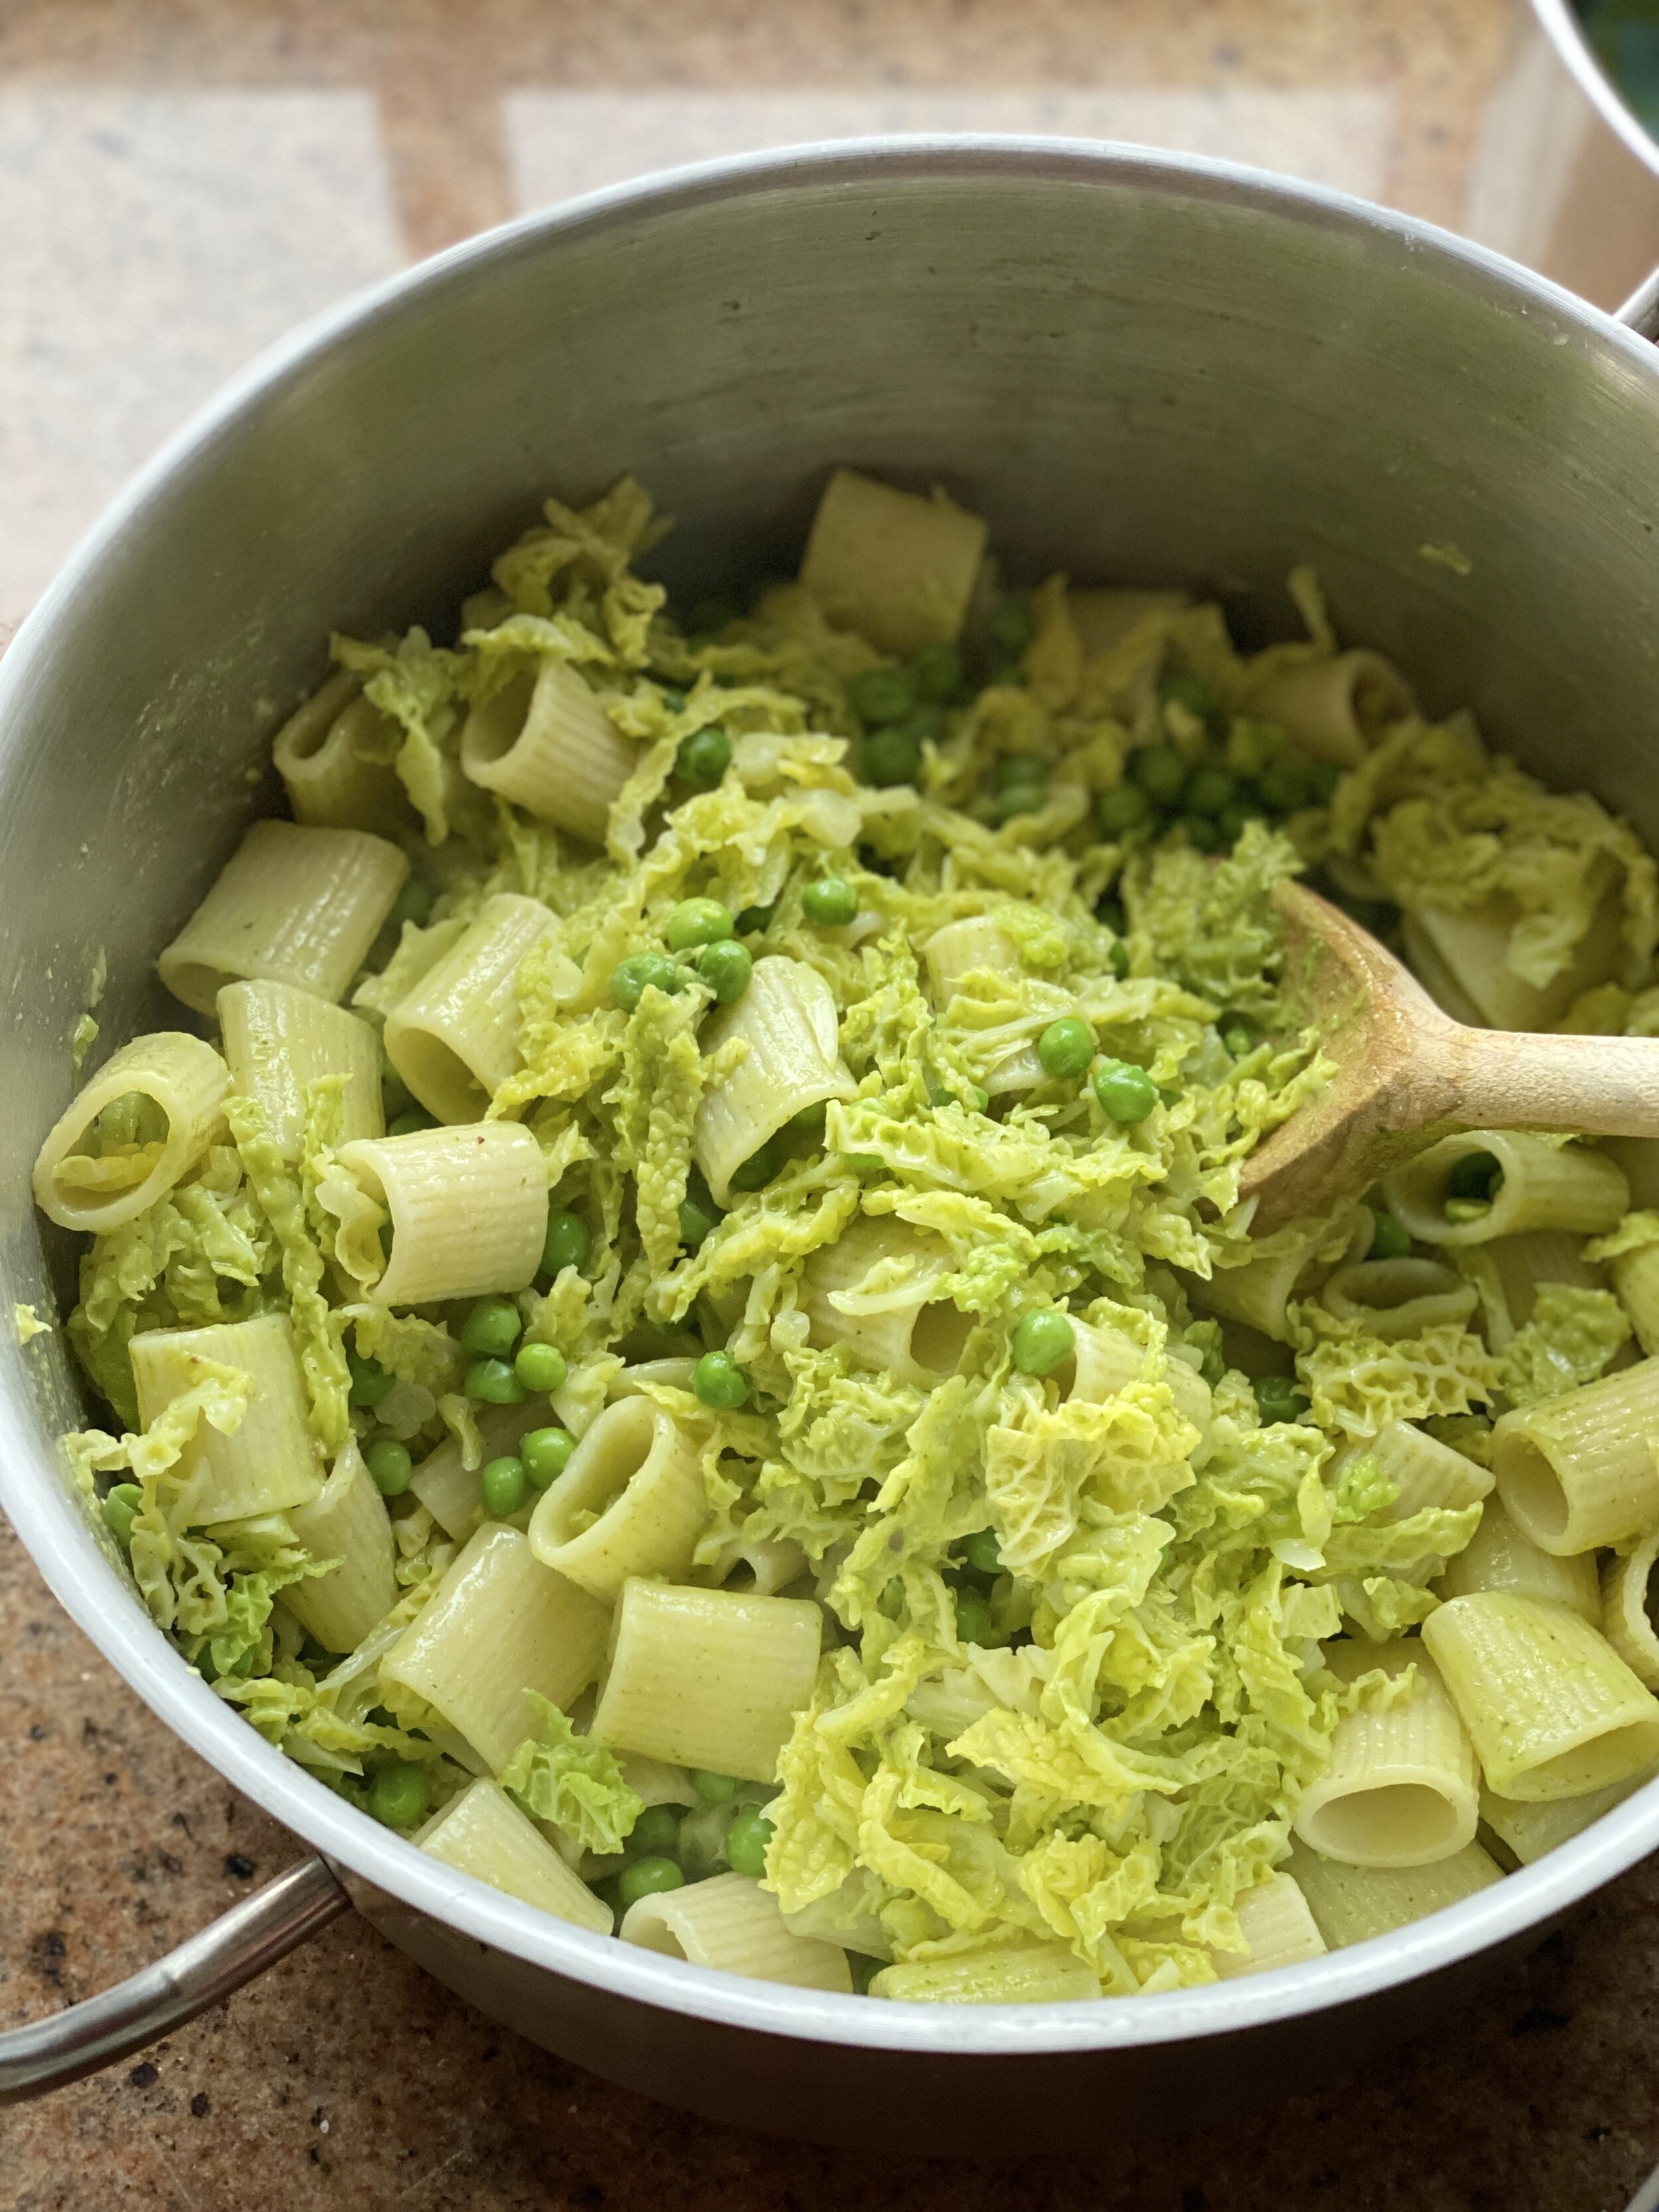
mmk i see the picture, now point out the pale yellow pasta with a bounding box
[693,955,855,1205]
[801,1217,972,1387]
[1601,1529,1659,1689]
[592,1580,822,1781]
[272,671,413,833]
[1492,1357,1659,1553]
[32,1031,228,1233]
[415,1778,613,1933]
[217,980,383,1160]
[1285,1837,1504,1949]
[1207,1872,1327,1979]
[409,1401,551,1543]
[1600,1137,1659,1208]
[1400,916,1487,1028]
[1339,1419,1493,1521]
[130,1311,323,1525]
[1384,1131,1628,1249]
[711,1534,808,1598]
[1319,1258,1479,1342]
[871,1943,1100,2005]
[528,1397,709,1601]
[1057,1316,1213,1437]
[283,1436,398,1654]
[1457,1229,1605,1351]
[1609,1242,1659,1357]
[336,1120,545,1308]
[923,917,1021,1006]
[1244,650,1413,766]
[1436,1495,1599,1622]
[384,892,572,1123]
[1479,1769,1656,1864]
[460,655,637,845]
[1191,1208,1370,1342]
[1421,1591,1659,1800]
[382,1523,610,1771]
[619,1871,851,1991]
[1294,1641,1479,1867]
[157,820,408,1014]
[798,467,987,655]
[1407,892,1623,1031]
[1066,587,1187,658]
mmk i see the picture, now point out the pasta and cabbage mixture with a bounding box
[32,468,1659,2003]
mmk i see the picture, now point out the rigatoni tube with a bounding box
[1338,1420,1493,1522]
[1383,1132,1627,1249]
[1421,1592,1659,1801]
[415,1777,613,1933]
[1293,1641,1479,1867]
[409,1401,551,1543]
[1601,1529,1659,1690]
[1318,1259,1477,1342]
[1243,650,1412,767]
[460,656,636,847]
[924,917,1022,1008]
[693,956,855,1205]
[619,1870,851,1990]
[1479,1771,1655,1865]
[336,1120,545,1308]
[798,467,987,656]
[130,1311,323,1525]
[272,672,414,835]
[382,1523,610,1771]
[528,1397,709,1600]
[157,821,408,1014]
[1436,1496,1599,1622]
[1492,1357,1659,1553]
[384,892,571,1123]
[284,1436,397,1654]
[1057,1316,1213,1438]
[218,980,383,1160]
[1406,893,1622,1032]
[1206,1872,1327,1979]
[1285,1837,1503,1949]
[801,1217,972,1389]
[32,1031,228,1233]
[592,1580,822,1781]
[871,1942,1100,2004]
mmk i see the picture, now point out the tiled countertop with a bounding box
[7,3,1659,2207]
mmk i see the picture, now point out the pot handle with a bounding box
[0,1854,348,2103]
[1618,269,1659,338]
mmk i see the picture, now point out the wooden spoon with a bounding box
[1237,880,1659,1231]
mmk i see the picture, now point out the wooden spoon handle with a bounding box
[1441,1026,1659,1139]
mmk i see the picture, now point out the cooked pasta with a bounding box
[44,466,1659,2004]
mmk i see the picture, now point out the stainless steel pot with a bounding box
[5,139,1659,2155]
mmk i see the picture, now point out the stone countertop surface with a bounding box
[7,1,1659,2206]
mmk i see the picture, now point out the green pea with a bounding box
[368,1763,430,1831]
[387,1107,439,1137]
[676,726,733,789]
[1256,762,1313,812]
[1131,744,1188,806]
[1221,1015,1260,1060]
[910,643,963,700]
[465,1357,525,1406]
[693,1349,750,1409]
[686,596,737,636]
[514,1340,567,1394]
[801,876,859,927]
[991,781,1046,824]
[611,951,686,1012]
[347,1351,395,1409]
[734,902,776,935]
[1368,1208,1413,1261]
[102,1482,142,1548]
[1216,801,1258,846]
[1183,764,1238,817]
[724,1805,775,1879]
[460,1296,521,1359]
[1037,1016,1095,1081]
[861,724,923,788]
[679,1194,721,1251]
[1093,1060,1159,1124]
[666,898,734,951]
[1012,1306,1076,1377]
[1183,813,1227,852]
[986,600,1036,656]
[628,1804,683,1858]
[522,1426,576,1489]
[1161,673,1218,723]
[960,1527,1003,1576]
[386,878,433,933]
[1096,782,1155,837]
[657,685,687,712]
[1110,940,1131,979]
[849,665,920,725]
[480,1454,530,1517]
[1252,1374,1311,1424]
[617,1856,685,1908]
[364,1436,413,1497]
[954,1590,995,1646]
[697,938,753,1004]
[1304,761,1342,805]
[692,1769,739,1803]
[727,1139,780,1192]
[543,1208,593,1277]
[1447,1150,1503,1204]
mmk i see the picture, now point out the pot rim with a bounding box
[1530,0,1659,180]
[4,133,1658,2059]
